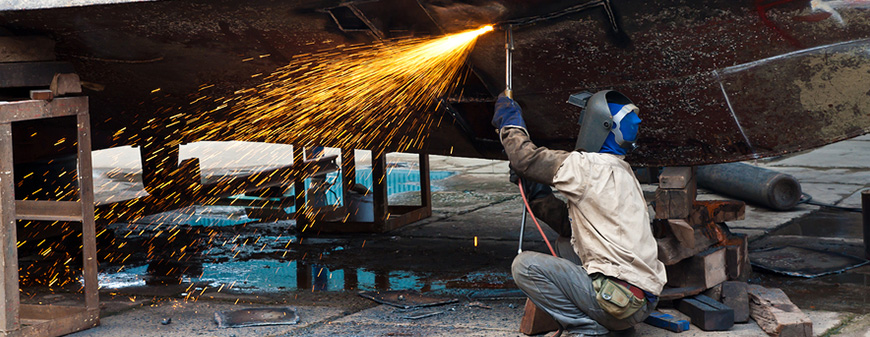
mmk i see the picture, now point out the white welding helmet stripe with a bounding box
[611,103,638,145]
[612,104,638,125]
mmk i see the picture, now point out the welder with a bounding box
[491,90,666,336]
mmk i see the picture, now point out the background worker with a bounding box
[491,91,666,336]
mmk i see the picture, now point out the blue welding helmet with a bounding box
[567,90,640,153]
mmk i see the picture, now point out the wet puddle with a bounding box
[767,207,864,239]
[96,228,516,297]
[87,167,518,297]
[99,259,507,294]
[751,207,870,313]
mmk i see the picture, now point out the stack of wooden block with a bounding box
[654,167,750,292]
[652,167,812,336]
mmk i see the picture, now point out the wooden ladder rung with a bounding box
[14,200,83,221]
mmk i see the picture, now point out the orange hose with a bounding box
[517,178,557,257]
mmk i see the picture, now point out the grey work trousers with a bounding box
[511,238,656,336]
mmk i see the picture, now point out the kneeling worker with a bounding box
[491,91,666,336]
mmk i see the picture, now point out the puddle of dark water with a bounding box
[817,268,870,287]
[99,258,514,296]
[93,169,513,297]
[768,207,863,238]
[100,260,436,293]
[752,208,870,314]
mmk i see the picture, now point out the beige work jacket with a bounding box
[554,151,666,295]
[500,127,666,295]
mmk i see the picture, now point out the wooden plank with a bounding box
[655,188,695,219]
[12,306,98,337]
[655,166,697,219]
[724,234,751,281]
[721,281,749,323]
[14,200,82,221]
[0,62,73,88]
[657,221,727,265]
[28,90,53,101]
[50,73,82,97]
[0,36,55,63]
[666,247,726,289]
[383,206,430,232]
[19,304,82,318]
[667,219,694,248]
[747,285,812,337]
[419,153,431,209]
[0,97,87,123]
[678,295,734,331]
[703,283,722,301]
[371,152,388,231]
[0,123,20,332]
[660,286,706,301]
[519,298,558,335]
[309,205,429,233]
[77,108,99,311]
[693,200,745,223]
[644,311,690,332]
[659,166,695,189]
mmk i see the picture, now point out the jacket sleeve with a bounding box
[500,127,571,186]
[529,194,572,237]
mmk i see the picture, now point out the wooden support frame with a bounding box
[308,151,433,233]
[0,97,99,336]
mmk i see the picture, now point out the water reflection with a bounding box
[89,166,509,296]
[99,259,478,294]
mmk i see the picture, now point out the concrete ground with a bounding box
[51,135,870,336]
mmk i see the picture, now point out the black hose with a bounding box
[797,191,864,213]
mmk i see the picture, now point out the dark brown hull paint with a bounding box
[2,0,869,166]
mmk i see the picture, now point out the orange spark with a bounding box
[177,25,493,151]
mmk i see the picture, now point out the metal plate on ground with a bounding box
[214,307,299,328]
[359,290,457,309]
[750,246,870,278]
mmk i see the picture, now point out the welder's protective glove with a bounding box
[509,168,553,201]
[491,93,526,131]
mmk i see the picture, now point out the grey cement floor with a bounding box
[60,135,870,336]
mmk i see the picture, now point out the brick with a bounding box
[678,294,734,331]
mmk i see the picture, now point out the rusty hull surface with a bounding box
[1,0,869,166]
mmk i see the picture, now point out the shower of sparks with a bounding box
[97,25,494,223]
[18,26,493,290]
[179,25,493,150]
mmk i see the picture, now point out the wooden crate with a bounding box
[0,96,99,336]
